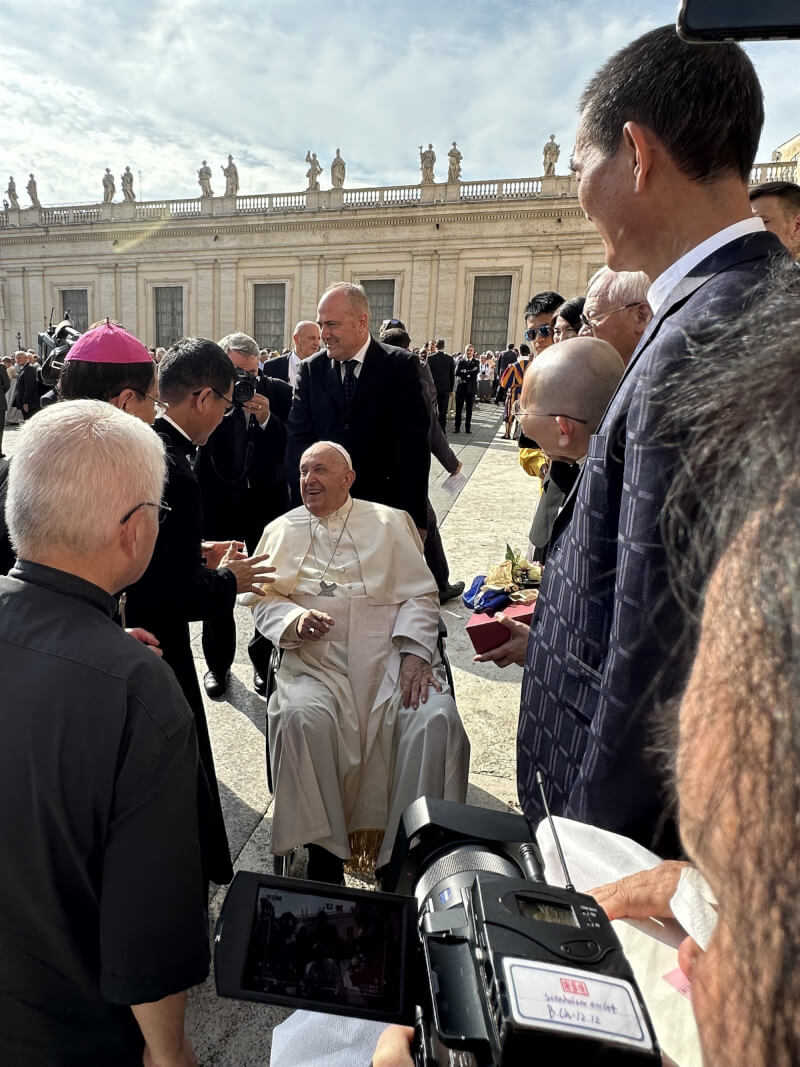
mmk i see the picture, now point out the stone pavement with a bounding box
[2,399,540,1065]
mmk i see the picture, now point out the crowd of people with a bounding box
[2,21,800,1067]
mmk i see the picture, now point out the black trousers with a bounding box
[424,498,449,591]
[435,390,450,432]
[454,387,474,431]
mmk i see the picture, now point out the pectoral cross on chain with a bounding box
[319,579,337,596]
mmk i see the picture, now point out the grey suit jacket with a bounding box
[517,229,784,851]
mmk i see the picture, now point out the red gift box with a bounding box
[465,599,538,654]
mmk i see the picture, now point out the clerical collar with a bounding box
[160,413,194,443]
[307,497,353,526]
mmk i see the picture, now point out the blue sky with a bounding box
[1,0,797,206]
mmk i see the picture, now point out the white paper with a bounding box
[441,471,468,497]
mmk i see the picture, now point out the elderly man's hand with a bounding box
[590,860,692,921]
[203,539,245,570]
[473,615,530,668]
[221,551,276,595]
[400,653,442,709]
[295,609,335,641]
[125,627,163,657]
[371,1025,414,1067]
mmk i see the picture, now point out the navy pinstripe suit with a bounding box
[517,230,785,851]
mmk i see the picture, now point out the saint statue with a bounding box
[331,148,346,189]
[419,143,436,184]
[221,154,239,197]
[198,160,214,197]
[6,177,19,210]
[27,173,41,208]
[543,134,560,176]
[121,166,136,202]
[102,168,115,204]
[305,150,323,191]
[447,141,462,183]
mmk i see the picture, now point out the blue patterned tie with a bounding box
[342,359,357,404]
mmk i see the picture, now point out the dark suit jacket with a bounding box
[286,337,431,529]
[427,350,454,394]
[13,364,40,413]
[195,376,293,551]
[455,357,479,396]
[0,365,9,414]
[528,460,580,564]
[517,230,784,851]
[264,354,290,383]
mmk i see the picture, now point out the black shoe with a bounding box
[438,580,466,604]
[253,670,267,696]
[453,427,460,434]
[306,843,345,885]
[465,429,472,434]
[203,670,230,699]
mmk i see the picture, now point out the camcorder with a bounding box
[215,796,660,1065]
[37,310,82,386]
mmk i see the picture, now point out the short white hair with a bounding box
[6,399,166,558]
[586,267,650,308]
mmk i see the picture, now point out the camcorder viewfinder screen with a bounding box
[241,885,407,1013]
[516,895,579,928]
[679,0,800,34]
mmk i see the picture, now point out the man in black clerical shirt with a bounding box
[0,400,209,1067]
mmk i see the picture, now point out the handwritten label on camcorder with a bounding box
[503,959,654,1051]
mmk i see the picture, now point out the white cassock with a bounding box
[245,497,470,868]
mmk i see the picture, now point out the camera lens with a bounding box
[232,369,255,405]
[414,845,522,913]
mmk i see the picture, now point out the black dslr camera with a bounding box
[215,797,660,1065]
[37,310,82,386]
[231,366,256,406]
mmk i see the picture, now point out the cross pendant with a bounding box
[319,580,337,597]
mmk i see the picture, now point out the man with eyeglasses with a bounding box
[0,401,210,1067]
[195,331,293,698]
[579,267,652,364]
[124,337,277,885]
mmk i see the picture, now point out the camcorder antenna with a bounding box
[536,770,574,892]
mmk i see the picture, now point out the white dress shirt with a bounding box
[336,336,370,380]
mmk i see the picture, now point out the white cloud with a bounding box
[0,0,796,206]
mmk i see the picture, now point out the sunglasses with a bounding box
[525,324,553,341]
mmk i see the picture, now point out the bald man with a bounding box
[478,338,624,666]
[245,442,469,884]
[267,321,322,386]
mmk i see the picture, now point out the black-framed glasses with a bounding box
[135,390,169,418]
[525,323,553,341]
[193,385,234,414]
[580,302,641,334]
[511,400,588,424]
[119,501,172,525]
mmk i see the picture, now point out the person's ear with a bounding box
[193,386,211,412]
[112,388,137,413]
[345,468,356,490]
[634,301,653,336]
[555,415,573,445]
[622,121,653,194]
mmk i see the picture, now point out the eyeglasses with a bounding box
[119,501,172,525]
[512,401,588,424]
[193,385,234,414]
[136,390,169,418]
[525,324,553,342]
[580,302,641,334]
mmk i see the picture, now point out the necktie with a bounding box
[342,359,357,404]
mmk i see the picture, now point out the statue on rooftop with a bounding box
[419,143,436,184]
[331,148,346,189]
[543,134,560,176]
[447,142,462,183]
[6,177,19,210]
[102,168,115,204]
[27,173,41,208]
[121,166,136,201]
[198,160,214,197]
[305,150,323,191]
[221,154,239,197]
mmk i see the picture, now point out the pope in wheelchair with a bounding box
[245,441,470,884]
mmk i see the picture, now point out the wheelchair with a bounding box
[263,617,455,877]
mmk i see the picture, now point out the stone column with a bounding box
[195,264,216,339]
[119,269,138,339]
[25,268,45,344]
[434,253,458,348]
[99,268,116,321]
[217,263,237,336]
[4,269,25,351]
[408,253,433,342]
[299,258,321,321]
[323,256,345,289]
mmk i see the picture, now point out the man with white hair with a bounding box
[0,401,209,1067]
[579,267,652,364]
[246,441,470,884]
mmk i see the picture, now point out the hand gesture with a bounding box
[125,627,163,657]
[204,540,245,570]
[295,609,335,641]
[242,394,270,426]
[589,860,692,921]
[399,653,442,709]
[220,552,276,595]
[473,614,530,668]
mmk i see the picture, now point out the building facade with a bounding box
[1,156,795,355]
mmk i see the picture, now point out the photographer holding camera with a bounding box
[194,332,293,698]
